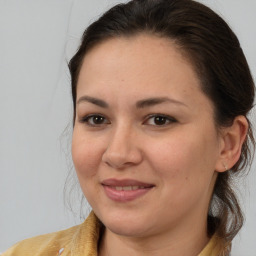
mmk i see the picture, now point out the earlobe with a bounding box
[215,116,248,173]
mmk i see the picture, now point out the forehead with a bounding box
[78,34,198,86]
[76,34,213,113]
[81,34,193,75]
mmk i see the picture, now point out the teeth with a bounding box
[123,186,132,191]
[113,186,143,191]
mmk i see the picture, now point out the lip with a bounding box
[101,179,154,187]
[101,179,155,202]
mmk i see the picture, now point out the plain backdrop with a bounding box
[0,0,255,255]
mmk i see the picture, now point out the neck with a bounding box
[99,220,210,256]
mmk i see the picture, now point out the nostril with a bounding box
[102,149,143,169]
[101,133,143,168]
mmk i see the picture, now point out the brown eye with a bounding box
[91,115,105,124]
[154,116,168,125]
[144,114,177,126]
[81,114,110,126]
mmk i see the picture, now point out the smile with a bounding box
[101,179,154,202]
[112,186,148,191]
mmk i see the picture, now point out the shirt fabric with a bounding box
[2,211,229,256]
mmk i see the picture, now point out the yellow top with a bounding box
[2,212,229,256]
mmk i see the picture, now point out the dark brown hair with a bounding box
[69,0,255,247]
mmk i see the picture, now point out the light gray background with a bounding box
[0,0,255,254]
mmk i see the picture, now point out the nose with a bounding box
[102,125,143,169]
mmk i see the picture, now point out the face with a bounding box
[72,34,223,238]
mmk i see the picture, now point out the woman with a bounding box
[3,0,255,255]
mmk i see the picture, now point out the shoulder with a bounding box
[1,224,80,256]
[2,212,101,256]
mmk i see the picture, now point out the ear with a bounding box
[215,115,248,173]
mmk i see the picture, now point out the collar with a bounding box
[70,211,102,256]
[68,211,229,256]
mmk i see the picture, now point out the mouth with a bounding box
[107,185,150,191]
[101,179,155,202]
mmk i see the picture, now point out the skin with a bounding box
[72,34,248,256]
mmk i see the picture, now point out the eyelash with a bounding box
[79,114,177,127]
[143,114,177,126]
[79,114,110,126]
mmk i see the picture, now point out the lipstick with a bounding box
[101,179,154,202]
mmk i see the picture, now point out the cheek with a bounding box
[72,130,101,179]
[147,137,198,173]
[145,133,218,216]
[71,129,106,208]
[146,130,218,185]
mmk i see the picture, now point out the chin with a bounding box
[98,210,155,238]
[106,222,149,238]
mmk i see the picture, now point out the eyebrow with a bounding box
[136,97,188,108]
[76,95,187,108]
[77,96,109,108]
